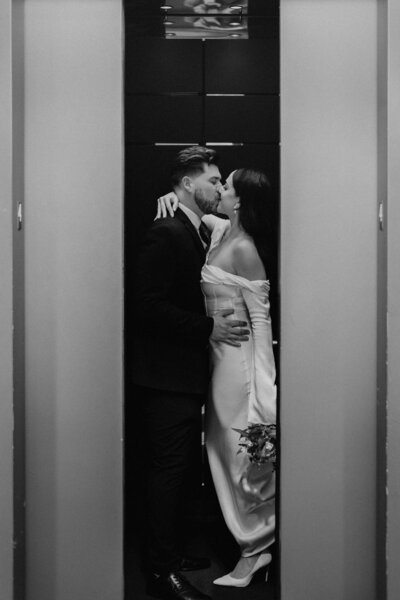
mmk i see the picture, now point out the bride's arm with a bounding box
[242,285,277,425]
[234,241,276,425]
[201,214,229,232]
[156,192,179,218]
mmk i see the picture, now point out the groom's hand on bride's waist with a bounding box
[210,309,250,347]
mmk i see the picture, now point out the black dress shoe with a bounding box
[146,571,211,600]
[179,556,211,571]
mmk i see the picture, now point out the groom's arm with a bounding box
[134,220,250,347]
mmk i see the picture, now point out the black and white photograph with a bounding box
[1,1,399,600]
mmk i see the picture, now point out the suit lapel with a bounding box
[175,208,206,258]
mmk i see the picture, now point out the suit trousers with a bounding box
[137,385,204,574]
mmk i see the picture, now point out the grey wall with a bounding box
[280,1,378,598]
[23,2,123,599]
[0,1,15,599]
[12,0,27,596]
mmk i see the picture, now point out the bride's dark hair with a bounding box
[232,168,278,287]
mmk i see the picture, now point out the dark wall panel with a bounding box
[126,96,202,143]
[205,39,279,93]
[125,39,203,93]
[125,145,183,248]
[205,95,279,143]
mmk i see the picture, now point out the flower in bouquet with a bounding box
[232,423,277,468]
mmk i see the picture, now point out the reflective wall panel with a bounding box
[205,95,279,143]
[125,39,203,93]
[126,96,202,143]
[205,39,279,93]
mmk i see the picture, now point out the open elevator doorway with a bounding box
[123,2,280,598]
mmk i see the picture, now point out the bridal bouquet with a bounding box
[233,423,277,468]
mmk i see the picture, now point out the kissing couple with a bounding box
[131,145,276,600]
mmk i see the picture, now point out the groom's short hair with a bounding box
[170,146,219,188]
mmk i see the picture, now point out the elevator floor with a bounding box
[124,514,278,600]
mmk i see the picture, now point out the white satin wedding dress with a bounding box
[201,218,276,557]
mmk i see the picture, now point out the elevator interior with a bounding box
[124,2,280,598]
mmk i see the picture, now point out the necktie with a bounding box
[198,222,211,249]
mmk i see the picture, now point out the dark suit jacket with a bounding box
[131,208,214,394]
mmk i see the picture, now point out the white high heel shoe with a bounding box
[213,552,272,587]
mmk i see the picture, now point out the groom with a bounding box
[131,146,249,600]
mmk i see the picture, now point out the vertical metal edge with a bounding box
[376,0,388,598]
[276,3,282,600]
[385,1,400,598]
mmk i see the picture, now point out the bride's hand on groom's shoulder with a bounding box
[156,192,179,219]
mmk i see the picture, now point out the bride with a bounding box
[158,167,277,587]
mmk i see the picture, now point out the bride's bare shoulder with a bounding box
[232,237,258,257]
[232,238,265,280]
